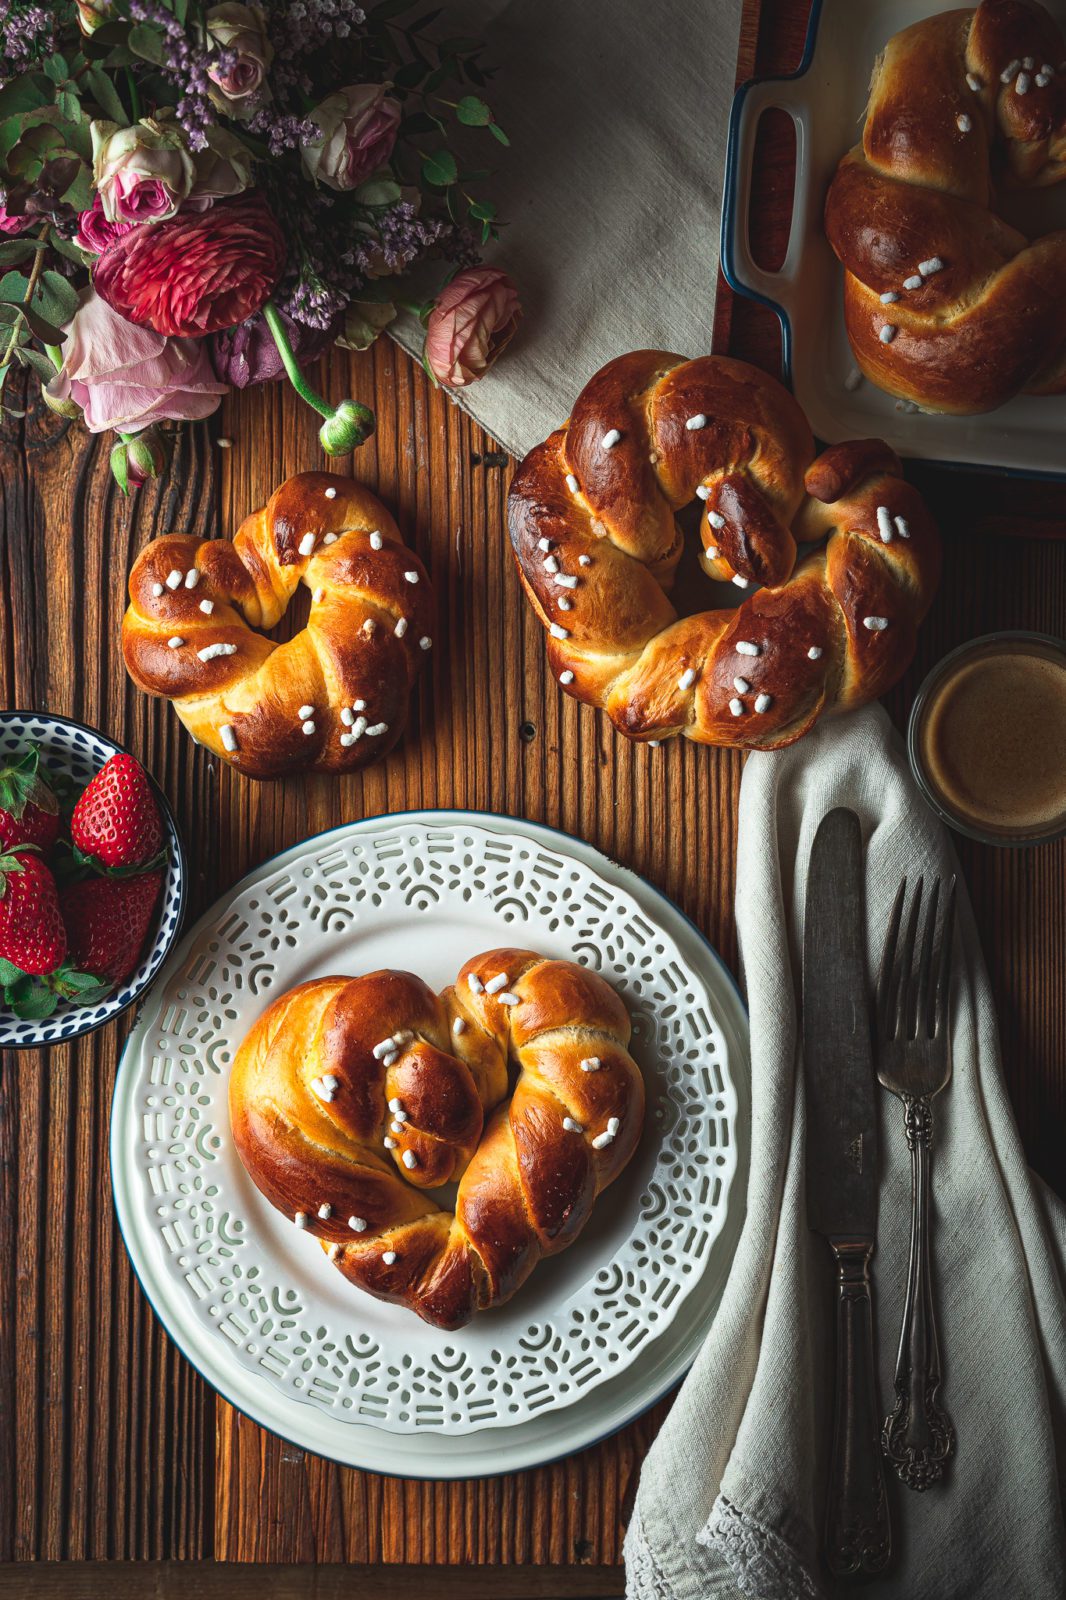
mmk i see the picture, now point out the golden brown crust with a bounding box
[122,471,434,779]
[229,949,644,1331]
[825,0,1066,413]
[507,353,940,751]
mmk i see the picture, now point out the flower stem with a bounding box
[1,223,51,376]
[262,301,332,419]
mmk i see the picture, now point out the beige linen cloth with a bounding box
[391,0,738,461]
[625,705,1066,1599]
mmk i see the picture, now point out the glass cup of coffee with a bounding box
[908,632,1066,847]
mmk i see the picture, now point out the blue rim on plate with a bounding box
[0,710,188,1049]
[721,0,1066,483]
[110,806,749,1480]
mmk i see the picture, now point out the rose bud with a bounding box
[205,3,274,106]
[424,267,521,389]
[188,126,254,208]
[301,84,401,192]
[76,0,112,32]
[46,290,225,432]
[92,192,286,339]
[319,399,376,456]
[91,115,196,225]
[110,426,169,496]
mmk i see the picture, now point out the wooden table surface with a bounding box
[1,0,1063,1588]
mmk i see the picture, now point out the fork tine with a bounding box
[916,876,941,1039]
[933,876,957,1038]
[896,875,923,1041]
[877,878,907,1038]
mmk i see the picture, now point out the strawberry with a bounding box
[0,747,60,853]
[71,753,165,872]
[60,869,163,985]
[0,846,67,976]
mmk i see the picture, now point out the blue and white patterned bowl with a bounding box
[0,711,187,1049]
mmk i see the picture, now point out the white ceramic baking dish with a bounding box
[722,0,1066,479]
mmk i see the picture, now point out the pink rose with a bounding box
[46,290,226,433]
[0,207,30,236]
[301,84,401,192]
[91,115,195,225]
[76,194,134,256]
[206,3,273,105]
[424,267,521,388]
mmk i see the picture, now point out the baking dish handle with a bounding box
[721,73,815,379]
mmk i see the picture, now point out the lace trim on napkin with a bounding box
[624,1505,676,1600]
[697,1495,823,1600]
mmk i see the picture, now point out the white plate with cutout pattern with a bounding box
[111,810,748,1475]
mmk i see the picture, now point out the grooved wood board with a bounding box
[0,0,1063,1579]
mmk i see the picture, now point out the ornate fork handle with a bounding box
[882,1095,955,1490]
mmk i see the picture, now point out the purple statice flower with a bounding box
[126,0,239,150]
[263,0,367,93]
[246,106,319,158]
[0,2,55,79]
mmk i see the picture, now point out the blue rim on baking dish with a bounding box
[0,710,188,1049]
[110,806,749,1479]
[721,0,1066,482]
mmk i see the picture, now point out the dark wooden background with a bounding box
[0,0,1062,1587]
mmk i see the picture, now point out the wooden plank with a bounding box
[0,1562,625,1599]
[0,386,217,1560]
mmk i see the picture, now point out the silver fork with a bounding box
[875,873,957,1491]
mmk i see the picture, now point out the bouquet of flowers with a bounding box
[0,0,520,490]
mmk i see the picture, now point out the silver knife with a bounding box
[803,807,892,1578]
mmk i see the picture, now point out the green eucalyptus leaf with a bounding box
[489,121,510,146]
[468,199,496,222]
[399,110,442,137]
[0,240,39,266]
[0,271,30,301]
[50,234,92,267]
[0,299,66,344]
[354,177,402,208]
[15,345,59,382]
[421,148,457,188]
[0,79,49,119]
[423,62,453,94]
[455,95,491,127]
[128,24,165,65]
[85,67,127,123]
[36,270,79,328]
[392,60,429,90]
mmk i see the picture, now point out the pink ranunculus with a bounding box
[45,290,226,433]
[301,84,401,192]
[76,194,134,256]
[424,267,521,389]
[205,3,273,105]
[93,192,286,339]
[0,207,30,236]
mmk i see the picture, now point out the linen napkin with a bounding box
[390,0,739,462]
[625,704,1066,1600]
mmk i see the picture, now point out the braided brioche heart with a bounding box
[825,0,1066,413]
[229,948,644,1330]
[122,472,433,779]
[508,351,940,749]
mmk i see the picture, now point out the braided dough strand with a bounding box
[122,472,433,778]
[229,948,644,1330]
[825,0,1066,412]
[509,354,940,749]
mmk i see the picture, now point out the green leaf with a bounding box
[3,975,58,1020]
[86,66,127,124]
[489,122,510,147]
[44,56,69,85]
[0,956,27,987]
[50,234,92,267]
[469,199,496,222]
[0,79,49,120]
[0,271,29,302]
[399,110,443,137]
[57,90,82,125]
[59,162,93,212]
[455,95,492,127]
[392,60,429,90]
[0,299,66,345]
[421,149,457,188]
[128,24,165,66]
[354,177,403,208]
[0,240,40,266]
[36,270,79,328]
[15,345,60,383]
